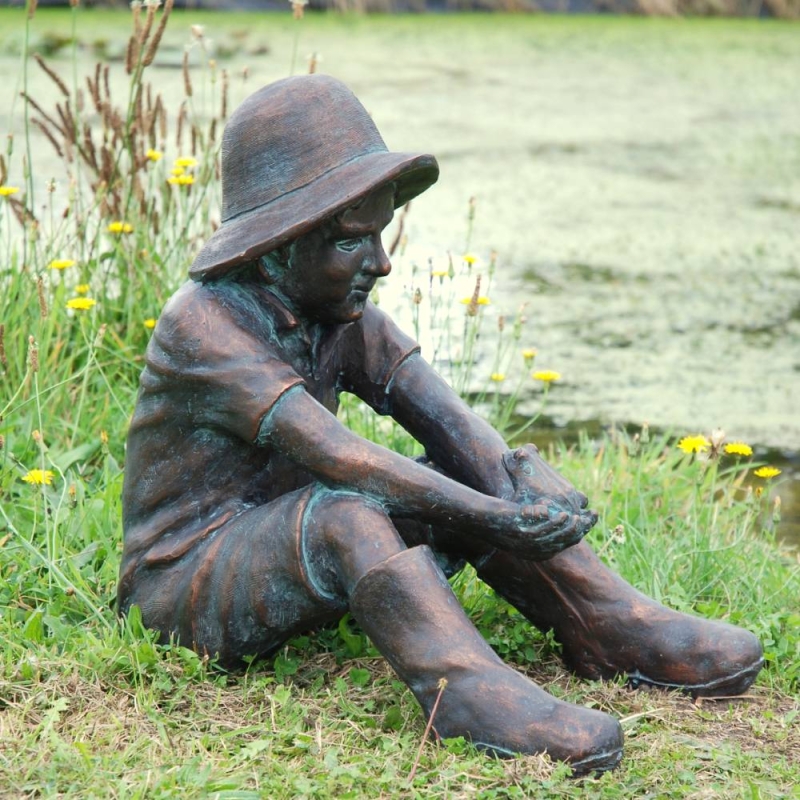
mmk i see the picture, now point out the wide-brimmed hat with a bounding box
[189,75,439,281]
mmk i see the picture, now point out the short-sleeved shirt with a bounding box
[120,275,419,591]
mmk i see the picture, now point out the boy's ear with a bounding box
[273,243,293,267]
[258,245,292,284]
[257,256,280,285]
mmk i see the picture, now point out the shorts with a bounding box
[121,482,466,666]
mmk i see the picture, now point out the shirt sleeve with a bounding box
[141,282,304,443]
[338,302,421,415]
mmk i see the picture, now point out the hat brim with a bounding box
[189,151,438,281]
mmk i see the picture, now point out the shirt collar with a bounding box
[259,285,303,335]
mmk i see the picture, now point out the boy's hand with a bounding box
[497,445,598,559]
[502,445,590,512]
[488,501,594,561]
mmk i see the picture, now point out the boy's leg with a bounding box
[473,542,763,696]
[481,447,762,694]
[303,490,623,774]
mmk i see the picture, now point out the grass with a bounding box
[1,5,799,798]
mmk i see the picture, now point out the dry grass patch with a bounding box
[2,649,797,798]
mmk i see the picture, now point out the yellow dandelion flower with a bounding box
[75,284,90,294]
[49,259,76,270]
[463,254,478,266]
[170,167,185,177]
[22,469,55,485]
[174,156,198,169]
[490,373,505,382]
[167,174,195,186]
[522,348,538,360]
[459,296,491,306]
[0,185,20,197]
[431,269,449,278]
[146,148,163,162]
[724,442,753,457]
[533,370,561,383]
[107,221,133,234]
[144,318,157,329]
[66,297,97,311]
[677,435,710,454]
[754,466,781,479]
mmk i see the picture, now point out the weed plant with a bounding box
[0,4,798,797]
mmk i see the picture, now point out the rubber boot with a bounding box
[349,545,624,774]
[475,541,764,697]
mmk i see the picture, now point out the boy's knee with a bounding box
[309,490,393,541]
[303,489,406,597]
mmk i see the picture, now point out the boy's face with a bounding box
[276,185,395,325]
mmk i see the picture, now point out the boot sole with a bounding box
[626,656,764,697]
[473,740,624,776]
[570,745,624,776]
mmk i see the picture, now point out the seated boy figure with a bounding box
[119,75,763,774]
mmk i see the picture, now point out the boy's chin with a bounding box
[339,296,370,322]
[315,303,366,325]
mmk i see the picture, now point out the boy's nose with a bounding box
[365,239,392,277]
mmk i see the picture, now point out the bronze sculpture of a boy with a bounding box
[119,75,763,774]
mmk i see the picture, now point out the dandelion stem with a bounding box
[68,319,97,450]
[31,370,57,591]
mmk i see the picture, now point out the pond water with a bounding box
[1,11,798,543]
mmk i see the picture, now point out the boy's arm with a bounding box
[261,386,588,560]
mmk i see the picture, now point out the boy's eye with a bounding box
[335,237,364,253]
